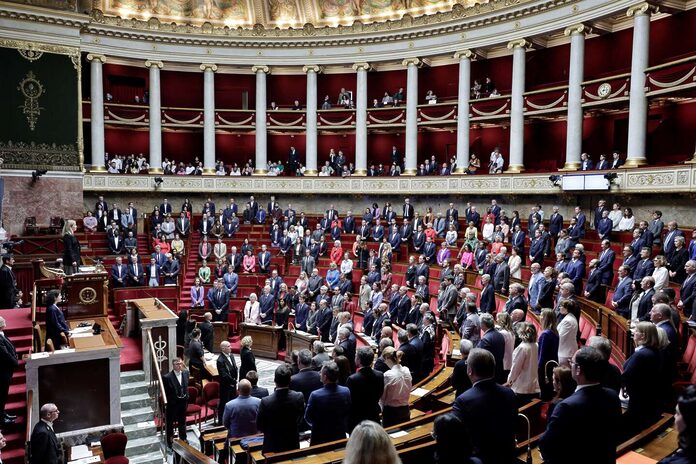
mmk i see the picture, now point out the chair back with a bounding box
[101,432,128,459]
[202,381,220,403]
[187,386,199,405]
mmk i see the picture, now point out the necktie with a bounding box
[118,266,121,278]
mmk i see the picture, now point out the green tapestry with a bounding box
[0,44,80,171]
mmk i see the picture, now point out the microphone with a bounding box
[289,321,297,333]
[544,359,559,384]
[518,412,533,464]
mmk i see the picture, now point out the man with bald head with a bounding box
[223,379,261,438]
[217,340,238,422]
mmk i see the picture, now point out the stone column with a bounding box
[252,65,269,175]
[352,62,370,175]
[200,63,218,174]
[454,50,474,174]
[87,54,106,172]
[563,24,589,170]
[507,40,529,173]
[402,58,421,175]
[625,3,657,167]
[303,65,321,175]
[145,60,164,173]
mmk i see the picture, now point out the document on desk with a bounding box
[70,445,92,459]
[70,332,94,339]
[410,387,429,397]
[451,349,461,357]
[68,456,100,464]
[388,430,409,438]
[71,326,93,334]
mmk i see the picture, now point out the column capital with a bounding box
[627,2,659,17]
[251,65,270,74]
[86,53,106,63]
[507,39,532,50]
[401,57,422,67]
[453,50,476,61]
[352,62,372,72]
[145,60,163,69]
[564,23,592,36]
[302,65,323,74]
[199,63,218,72]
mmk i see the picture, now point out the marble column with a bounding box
[625,3,657,167]
[303,65,321,175]
[402,58,421,175]
[145,60,164,173]
[563,24,589,170]
[352,62,370,175]
[252,65,269,175]
[507,40,529,173]
[87,54,106,172]
[454,50,474,174]
[200,63,218,174]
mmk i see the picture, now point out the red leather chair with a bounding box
[186,386,202,425]
[202,381,220,424]
[104,458,129,464]
[102,432,128,460]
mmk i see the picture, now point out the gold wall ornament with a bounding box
[17,71,45,131]
[79,287,98,305]
[17,48,43,62]
[0,141,79,170]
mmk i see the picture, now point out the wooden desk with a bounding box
[240,323,283,359]
[285,330,318,359]
[128,298,178,376]
[408,365,451,405]
[67,318,121,350]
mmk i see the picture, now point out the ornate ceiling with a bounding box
[97,0,488,30]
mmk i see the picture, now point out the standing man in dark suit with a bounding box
[511,226,526,265]
[0,317,18,425]
[159,198,173,216]
[453,349,518,464]
[216,341,238,423]
[583,259,604,304]
[445,203,459,230]
[479,274,496,314]
[678,260,696,317]
[477,314,506,384]
[161,254,180,285]
[0,256,19,309]
[305,362,352,445]
[597,240,616,286]
[257,364,305,454]
[539,347,621,464]
[198,312,214,352]
[663,221,684,260]
[207,279,229,322]
[29,403,61,464]
[127,255,145,286]
[345,346,384,430]
[44,290,69,351]
[593,199,609,231]
[611,266,634,316]
[402,198,414,221]
[596,210,613,241]
[163,358,189,447]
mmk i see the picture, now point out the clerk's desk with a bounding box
[240,323,284,359]
[126,298,178,377]
[26,315,123,440]
[284,329,319,360]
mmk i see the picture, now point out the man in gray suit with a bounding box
[648,210,664,249]
[493,254,510,294]
[300,249,316,276]
[437,276,458,323]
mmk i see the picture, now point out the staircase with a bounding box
[120,370,164,464]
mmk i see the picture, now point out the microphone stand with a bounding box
[518,412,533,464]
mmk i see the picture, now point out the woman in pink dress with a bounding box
[242,249,256,273]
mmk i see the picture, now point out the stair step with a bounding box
[121,370,146,384]
[128,450,166,464]
[125,435,162,456]
[121,393,152,411]
[120,380,150,397]
[124,420,157,439]
[122,406,155,425]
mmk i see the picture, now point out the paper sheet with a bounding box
[389,431,409,438]
[70,445,92,459]
[67,456,100,464]
[451,349,461,356]
[410,387,429,397]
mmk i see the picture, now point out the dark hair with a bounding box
[298,349,312,367]
[467,348,495,379]
[661,287,676,302]
[552,366,576,401]
[356,346,374,368]
[45,289,61,306]
[274,364,292,387]
[245,370,259,386]
[321,361,340,383]
[574,346,605,382]
[433,413,473,463]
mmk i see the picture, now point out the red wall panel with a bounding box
[318,134,355,167]
[650,9,696,65]
[419,64,458,101]
[162,131,203,163]
[161,70,203,108]
[318,73,356,106]
[267,75,307,107]
[103,63,149,104]
[368,69,407,102]
[216,133,256,166]
[470,126,510,168]
[216,73,255,110]
[267,134,306,165]
[523,120,567,171]
[367,133,404,167]
[417,130,457,166]
[647,101,696,165]
[584,29,633,80]
[104,127,149,156]
[526,44,570,90]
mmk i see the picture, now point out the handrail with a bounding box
[25,389,34,460]
[645,54,696,73]
[146,328,167,407]
[582,72,631,86]
[31,283,37,324]
[523,84,569,96]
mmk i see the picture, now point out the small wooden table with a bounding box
[285,329,318,360]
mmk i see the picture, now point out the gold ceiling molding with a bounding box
[81,0,573,44]
[0,38,80,58]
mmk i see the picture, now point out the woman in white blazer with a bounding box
[557,300,579,367]
[507,322,541,405]
[243,293,261,324]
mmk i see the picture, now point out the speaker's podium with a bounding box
[240,323,283,358]
[25,267,123,442]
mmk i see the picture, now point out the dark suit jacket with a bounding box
[539,385,621,464]
[62,233,81,266]
[239,347,256,381]
[45,304,69,350]
[217,353,238,407]
[584,269,604,303]
[29,420,61,464]
[345,367,384,430]
[623,346,663,430]
[479,284,496,314]
[305,383,352,444]
[477,329,506,384]
[536,279,556,310]
[198,320,214,352]
[452,358,472,397]
[637,288,656,321]
[163,369,189,406]
[680,274,696,316]
[257,388,305,453]
[633,258,655,282]
[548,213,563,236]
[290,369,323,404]
[612,277,634,313]
[0,265,18,308]
[453,378,518,464]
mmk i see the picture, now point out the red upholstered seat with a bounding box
[101,432,127,459]
[104,457,130,464]
[202,381,220,423]
[186,386,203,425]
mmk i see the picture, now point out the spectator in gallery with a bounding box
[580,153,593,171]
[596,153,609,170]
[292,100,302,110]
[425,90,437,103]
[270,101,279,110]
[382,91,393,106]
[321,95,332,110]
[471,79,482,99]
[392,87,404,105]
[230,163,241,175]
[611,152,625,169]
[467,154,481,174]
[490,88,501,97]
[372,98,382,108]
[483,77,495,96]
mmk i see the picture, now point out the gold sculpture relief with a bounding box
[0,141,79,170]
[17,71,45,132]
[17,49,43,62]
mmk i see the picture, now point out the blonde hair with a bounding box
[241,336,253,348]
[344,421,401,464]
[62,219,75,235]
[634,321,659,349]
[382,346,402,364]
